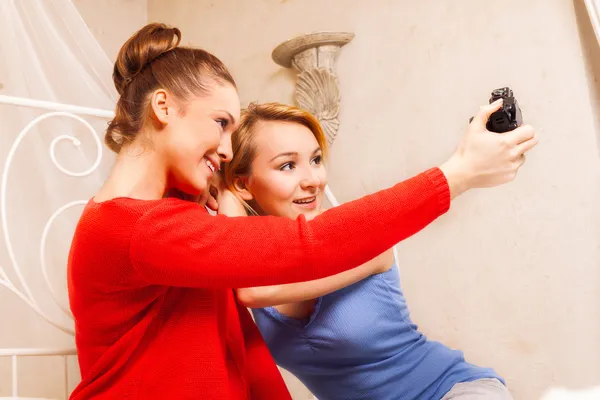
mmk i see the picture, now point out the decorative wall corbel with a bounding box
[272,32,354,147]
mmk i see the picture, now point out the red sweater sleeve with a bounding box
[130,167,449,288]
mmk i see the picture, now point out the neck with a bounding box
[95,142,167,201]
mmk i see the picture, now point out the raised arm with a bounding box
[235,249,394,308]
[130,103,538,289]
[130,168,447,288]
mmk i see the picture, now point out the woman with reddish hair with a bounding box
[223,102,518,400]
[67,23,537,399]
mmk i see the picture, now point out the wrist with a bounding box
[438,156,472,199]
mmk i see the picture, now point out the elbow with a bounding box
[235,288,274,308]
[235,289,260,308]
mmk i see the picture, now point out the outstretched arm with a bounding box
[130,168,447,289]
[130,101,538,290]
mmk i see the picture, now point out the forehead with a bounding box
[189,82,240,121]
[253,120,319,154]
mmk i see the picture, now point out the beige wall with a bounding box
[73,0,148,61]
[148,0,600,399]
[4,1,598,399]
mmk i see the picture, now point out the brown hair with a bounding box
[106,22,236,153]
[223,102,329,214]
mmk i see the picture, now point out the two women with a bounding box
[67,23,537,399]
[221,102,515,400]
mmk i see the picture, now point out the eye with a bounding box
[311,155,323,165]
[216,119,228,129]
[279,162,295,171]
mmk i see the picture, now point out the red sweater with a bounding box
[67,167,449,399]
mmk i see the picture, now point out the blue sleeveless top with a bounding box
[251,261,503,400]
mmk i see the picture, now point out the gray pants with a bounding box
[441,378,514,399]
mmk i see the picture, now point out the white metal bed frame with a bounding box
[0,94,111,400]
[0,93,342,399]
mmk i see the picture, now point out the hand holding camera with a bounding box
[440,87,538,197]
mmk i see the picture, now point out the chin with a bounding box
[188,174,209,196]
[173,172,205,197]
[180,183,204,197]
[304,211,320,221]
[295,207,321,221]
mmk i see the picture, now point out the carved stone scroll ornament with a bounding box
[272,32,354,147]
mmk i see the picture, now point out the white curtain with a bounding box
[0,0,115,397]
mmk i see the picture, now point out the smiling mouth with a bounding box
[293,196,316,205]
[204,157,217,173]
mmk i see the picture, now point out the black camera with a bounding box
[470,87,523,133]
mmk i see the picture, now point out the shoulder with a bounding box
[128,198,213,247]
[77,198,208,237]
[134,198,210,225]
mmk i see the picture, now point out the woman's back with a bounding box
[252,262,503,400]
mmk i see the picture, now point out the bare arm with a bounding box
[235,248,394,308]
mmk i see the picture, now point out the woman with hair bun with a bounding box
[67,23,537,399]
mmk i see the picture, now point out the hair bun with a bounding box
[113,23,181,95]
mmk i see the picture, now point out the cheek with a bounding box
[192,121,220,152]
[252,174,298,216]
[172,119,219,155]
[317,167,328,188]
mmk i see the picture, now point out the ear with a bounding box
[232,176,254,201]
[149,89,169,125]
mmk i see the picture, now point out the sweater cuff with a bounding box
[423,167,451,215]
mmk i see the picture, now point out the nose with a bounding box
[217,134,233,163]
[299,167,320,190]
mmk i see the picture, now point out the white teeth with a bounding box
[205,158,215,172]
[294,197,315,204]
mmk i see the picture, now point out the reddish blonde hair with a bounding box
[223,102,328,214]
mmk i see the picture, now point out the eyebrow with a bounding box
[269,147,322,163]
[216,109,236,126]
